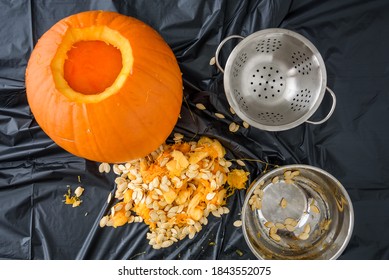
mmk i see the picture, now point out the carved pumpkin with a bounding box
[25,11,182,163]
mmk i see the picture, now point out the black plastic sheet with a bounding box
[1,0,389,260]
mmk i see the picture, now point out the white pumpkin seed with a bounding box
[74,186,84,198]
[233,220,242,227]
[285,224,295,232]
[99,216,108,227]
[270,232,281,242]
[230,107,236,115]
[236,159,246,166]
[264,221,275,228]
[195,103,206,110]
[113,164,121,175]
[269,226,278,235]
[243,121,250,129]
[311,205,320,214]
[212,210,221,217]
[304,224,311,234]
[284,170,292,178]
[206,192,216,200]
[215,113,225,119]
[298,232,309,240]
[229,122,239,133]
[209,56,216,66]
[275,223,285,230]
[161,240,174,248]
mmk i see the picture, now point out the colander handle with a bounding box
[215,35,245,73]
[306,87,336,125]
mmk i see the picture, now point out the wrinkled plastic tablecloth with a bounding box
[1,0,389,259]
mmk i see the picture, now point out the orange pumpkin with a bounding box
[25,11,182,163]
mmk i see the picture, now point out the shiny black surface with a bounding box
[1,0,388,259]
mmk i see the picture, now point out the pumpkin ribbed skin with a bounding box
[26,11,182,163]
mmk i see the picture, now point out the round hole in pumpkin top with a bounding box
[64,40,123,95]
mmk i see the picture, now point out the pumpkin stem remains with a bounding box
[64,40,123,95]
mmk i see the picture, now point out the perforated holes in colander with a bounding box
[250,65,285,99]
[257,112,284,124]
[233,52,248,78]
[291,51,312,75]
[290,89,312,112]
[233,88,249,111]
[255,38,282,53]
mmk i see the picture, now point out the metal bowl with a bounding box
[242,164,354,260]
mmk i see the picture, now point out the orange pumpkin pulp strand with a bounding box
[26,11,183,163]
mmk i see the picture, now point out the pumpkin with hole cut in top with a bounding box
[25,11,183,163]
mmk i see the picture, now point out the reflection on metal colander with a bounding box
[215,29,336,131]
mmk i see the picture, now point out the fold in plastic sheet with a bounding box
[1,0,389,259]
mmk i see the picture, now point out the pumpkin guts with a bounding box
[99,136,250,249]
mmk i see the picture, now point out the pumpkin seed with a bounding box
[285,224,295,232]
[162,240,174,248]
[209,56,216,65]
[113,164,121,175]
[236,159,246,166]
[230,107,236,115]
[269,226,278,235]
[280,198,287,208]
[303,224,311,234]
[106,219,114,227]
[206,192,216,200]
[254,199,262,210]
[298,232,309,240]
[74,186,84,197]
[195,103,206,110]
[254,188,264,197]
[311,205,320,214]
[233,220,242,227]
[173,132,184,140]
[284,218,297,226]
[99,216,108,227]
[188,232,196,240]
[264,221,275,228]
[275,223,285,230]
[115,204,123,211]
[212,210,221,217]
[270,232,281,242]
[284,171,292,178]
[272,176,279,184]
[215,113,225,119]
[194,222,202,232]
[229,122,239,133]
[243,121,250,129]
[285,178,293,185]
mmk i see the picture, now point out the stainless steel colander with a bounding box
[215,28,336,131]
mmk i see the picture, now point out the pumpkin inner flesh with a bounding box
[51,26,133,103]
[64,40,123,95]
